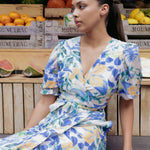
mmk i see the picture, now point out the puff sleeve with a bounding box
[117,43,142,100]
[40,42,61,96]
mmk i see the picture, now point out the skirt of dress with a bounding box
[34,125,106,150]
[0,100,110,150]
[0,124,106,150]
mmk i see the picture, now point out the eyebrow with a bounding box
[72,1,85,6]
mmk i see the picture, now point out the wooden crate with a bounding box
[0,76,150,135]
[0,77,43,134]
[0,4,43,17]
[123,20,150,49]
[0,48,52,134]
[44,8,72,25]
[0,21,45,49]
[45,20,83,48]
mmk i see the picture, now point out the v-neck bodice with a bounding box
[41,36,141,109]
[79,37,113,78]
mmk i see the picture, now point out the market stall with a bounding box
[0,0,150,141]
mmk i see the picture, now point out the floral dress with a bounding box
[0,37,142,150]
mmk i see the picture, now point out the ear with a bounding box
[99,4,109,16]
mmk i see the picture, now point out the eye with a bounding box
[71,7,75,13]
[79,4,85,9]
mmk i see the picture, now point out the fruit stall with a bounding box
[0,0,150,146]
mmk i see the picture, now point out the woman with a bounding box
[0,0,142,149]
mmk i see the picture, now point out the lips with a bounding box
[75,21,82,26]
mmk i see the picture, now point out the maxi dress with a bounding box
[0,37,142,150]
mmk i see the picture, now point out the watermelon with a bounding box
[0,59,15,77]
[23,63,43,77]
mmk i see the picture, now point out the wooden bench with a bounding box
[0,48,150,137]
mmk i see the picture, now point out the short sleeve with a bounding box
[40,42,61,96]
[117,43,142,100]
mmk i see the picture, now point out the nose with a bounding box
[72,8,78,18]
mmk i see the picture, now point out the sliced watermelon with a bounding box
[0,59,15,77]
[23,63,43,77]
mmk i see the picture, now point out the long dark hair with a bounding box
[98,0,126,41]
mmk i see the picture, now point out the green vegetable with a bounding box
[141,9,150,18]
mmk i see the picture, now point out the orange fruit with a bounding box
[36,16,46,21]
[20,14,29,21]
[0,23,3,26]
[0,15,11,25]
[25,17,35,24]
[5,23,15,26]
[14,18,24,25]
[0,15,2,23]
[25,22,31,26]
[9,12,20,20]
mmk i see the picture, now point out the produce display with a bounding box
[0,12,45,26]
[47,0,72,8]
[23,63,43,77]
[0,0,48,4]
[121,8,150,24]
[0,59,14,77]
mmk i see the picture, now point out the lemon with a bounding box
[128,18,138,24]
[121,14,126,20]
[134,11,145,22]
[140,16,150,24]
[130,9,140,18]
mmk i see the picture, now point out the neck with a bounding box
[82,23,111,48]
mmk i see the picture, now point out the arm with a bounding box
[120,98,134,150]
[24,94,57,130]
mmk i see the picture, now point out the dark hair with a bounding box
[97,0,126,41]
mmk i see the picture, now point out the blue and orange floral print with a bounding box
[0,37,142,149]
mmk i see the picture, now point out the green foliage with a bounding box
[143,9,150,18]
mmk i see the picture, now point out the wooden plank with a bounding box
[133,96,139,136]
[0,49,52,70]
[13,84,24,133]
[48,18,64,25]
[122,20,150,49]
[0,35,45,49]
[123,20,150,35]
[107,94,118,135]
[141,85,150,136]
[45,8,71,18]
[24,84,34,126]
[0,4,43,17]
[141,78,150,85]
[34,83,41,106]
[139,49,150,59]
[0,84,3,133]
[0,21,45,35]
[126,40,150,49]
[3,84,13,134]
[0,74,43,83]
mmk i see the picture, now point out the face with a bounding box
[72,0,104,32]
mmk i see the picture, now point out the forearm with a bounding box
[24,95,57,130]
[120,98,134,150]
